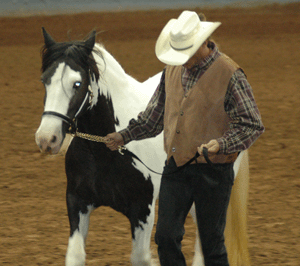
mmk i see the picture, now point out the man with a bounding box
[105,11,264,266]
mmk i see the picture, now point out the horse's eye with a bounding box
[73,82,81,89]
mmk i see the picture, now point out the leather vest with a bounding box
[163,54,240,166]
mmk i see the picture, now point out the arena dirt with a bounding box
[0,3,299,265]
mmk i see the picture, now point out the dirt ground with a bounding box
[0,3,299,265]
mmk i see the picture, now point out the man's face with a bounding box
[183,53,199,70]
[182,41,209,70]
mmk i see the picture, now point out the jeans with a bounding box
[155,157,234,266]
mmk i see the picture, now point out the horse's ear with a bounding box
[85,30,96,54]
[42,27,56,48]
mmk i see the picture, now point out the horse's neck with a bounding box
[77,91,117,137]
[91,44,147,130]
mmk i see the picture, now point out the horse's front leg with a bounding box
[130,198,157,266]
[65,191,94,266]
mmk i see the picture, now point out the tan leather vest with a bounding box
[163,54,240,166]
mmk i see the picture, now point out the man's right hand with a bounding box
[105,132,125,151]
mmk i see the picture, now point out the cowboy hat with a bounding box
[155,11,221,66]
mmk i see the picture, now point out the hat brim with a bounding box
[155,19,221,66]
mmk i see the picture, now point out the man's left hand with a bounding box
[198,139,220,156]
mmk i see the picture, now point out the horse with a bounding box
[35,28,251,266]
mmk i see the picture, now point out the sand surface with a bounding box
[0,3,299,265]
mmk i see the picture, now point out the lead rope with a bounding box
[70,131,127,155]
[70,131,212,174]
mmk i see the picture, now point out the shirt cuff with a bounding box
[119,128,132,145]
[217,138,227,154]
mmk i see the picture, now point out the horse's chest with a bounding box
[66,144,154,216]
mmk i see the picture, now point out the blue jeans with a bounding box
[155,157,234,266]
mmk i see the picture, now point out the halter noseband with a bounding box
[42,84,94,134]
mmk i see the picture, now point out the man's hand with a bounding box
[197,139,220,156]
[105,132,124,151]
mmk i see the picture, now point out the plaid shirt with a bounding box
[120,43,265,155]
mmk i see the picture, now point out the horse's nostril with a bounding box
[51,136,57,143]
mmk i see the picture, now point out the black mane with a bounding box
[41,40,101,82]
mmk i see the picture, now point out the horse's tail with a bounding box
[225,150,251,266]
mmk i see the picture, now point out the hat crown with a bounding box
[169,11,200,50]
[155,10,221,65]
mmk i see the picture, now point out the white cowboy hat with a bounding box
[155,11,221,66]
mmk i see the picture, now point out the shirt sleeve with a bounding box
[217,69,265,154]
[119,70,166,145]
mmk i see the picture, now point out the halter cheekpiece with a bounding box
[42,84,94,134]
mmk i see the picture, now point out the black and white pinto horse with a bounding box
[35,29,251,266]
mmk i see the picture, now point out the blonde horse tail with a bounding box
[225,150,251,266]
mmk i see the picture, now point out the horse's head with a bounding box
[35,28,100,154]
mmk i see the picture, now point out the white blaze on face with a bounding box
[35,63,82,154]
